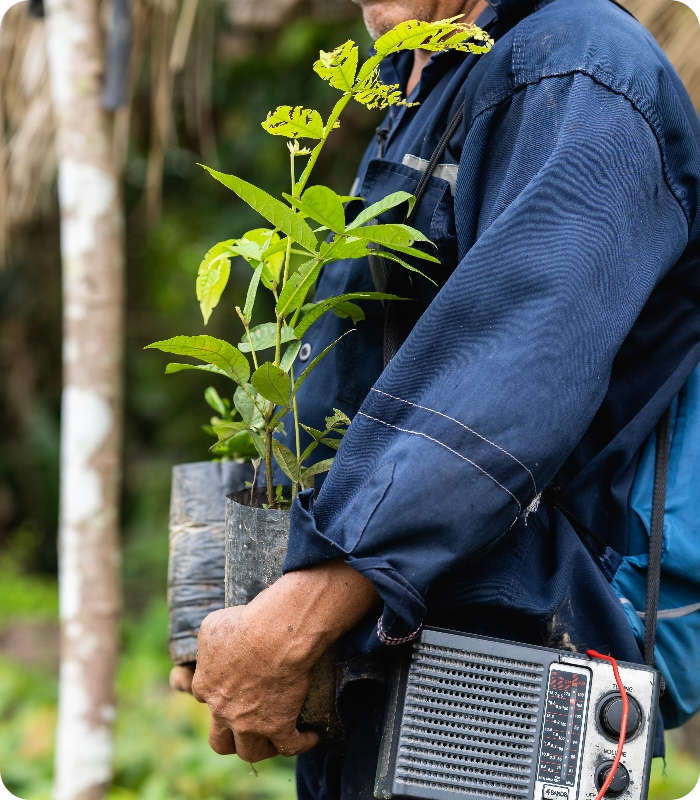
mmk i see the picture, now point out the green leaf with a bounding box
[320,237,370,261]
[234,384,264,428]
[238,323,298,353]
[294,291,403,338]
[313,40,359,92]
[239,228,285,289]
[354,53,383,88]
[251,362,291,406]
[373,250,438,285]
[261,105,324,139]
[293,330,354,398]
[331,301,365,321]
[196,241,234,324]
[242,264,263,324]
[299,435,321,464]
[210,429,258,459]
[301,458,335,484]
[301,424,326,440]
[351,67,407,110]
[372,242,441,263]
[272,439,301,483]
[200,165,318,253]
[250,431,266,459]
[164,362,230,378]
[228,236,265,263]
[346,191,416,230]
[374,18,493,58]
[280,340,302,372]
[211,420,247,442]
[285,186,345,234]
[204,386,227,416]
[275,258,323,317]
[325,408,351,429]
[350,223,433,248]
[147,336,250,384]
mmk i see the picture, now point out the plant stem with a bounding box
[264,424,274,508]
[275,148,299,367]
[295,93,352,197]
[235,306,259,370]
[291,365,301,498]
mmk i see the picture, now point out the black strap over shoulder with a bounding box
[645,407,672,667]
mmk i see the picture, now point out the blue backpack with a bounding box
[611,363,700,729]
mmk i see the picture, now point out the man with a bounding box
[190,0,700,797]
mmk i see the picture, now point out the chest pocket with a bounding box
[358,158,458,365]
[306,156,457,410]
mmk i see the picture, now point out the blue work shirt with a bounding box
[281,0,700,739]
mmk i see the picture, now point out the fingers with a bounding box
[207,719,319,762]
[234,731,278,763]
[208,716,236,755]
[169,665,195,694]
[269,725,320,758]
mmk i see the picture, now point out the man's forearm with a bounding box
[257,561,381,668]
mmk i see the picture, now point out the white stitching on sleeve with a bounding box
[357,411,522,512]
[371,388,538,494]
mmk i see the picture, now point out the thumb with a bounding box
[169,665,195,694]
[270,725,320,758]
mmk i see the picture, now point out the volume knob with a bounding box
[595,761,630,796]
[598,693,642,740]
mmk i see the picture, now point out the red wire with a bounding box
[587,649,629,800]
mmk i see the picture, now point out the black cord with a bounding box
[406,105,463,226]
[645,408,672,667]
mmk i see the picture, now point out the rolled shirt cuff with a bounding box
[283,488,426,649]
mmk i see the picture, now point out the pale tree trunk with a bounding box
[43,0,124,798]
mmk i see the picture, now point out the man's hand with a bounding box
[191,560,379,762]
[169,664,195,693]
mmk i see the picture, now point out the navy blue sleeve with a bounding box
[283,72,689,647]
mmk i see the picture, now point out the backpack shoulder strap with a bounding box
[645,407,672,667]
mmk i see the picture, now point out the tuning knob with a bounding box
[598,693,642,740]
[595,761,630,796]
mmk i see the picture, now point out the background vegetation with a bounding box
[0,1,698,797]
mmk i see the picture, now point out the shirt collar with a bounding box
[487,0,543,23]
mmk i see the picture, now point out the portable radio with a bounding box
[375,628,659,800]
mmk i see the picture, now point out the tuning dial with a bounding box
[598,693,642,740]
[595,761,630,796]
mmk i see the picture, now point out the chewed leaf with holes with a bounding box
[262,106,325,139]
[373,17,493,57]
[351,70,408,110]
[314,40,359,92]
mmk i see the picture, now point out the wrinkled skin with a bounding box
[191,561,379,762]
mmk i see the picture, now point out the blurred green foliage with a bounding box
[0,14,375,795]
[0,566,297,799]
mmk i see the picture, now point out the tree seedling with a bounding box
[147,18,493,508]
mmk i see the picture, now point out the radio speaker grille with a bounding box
[395,641,545,799]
